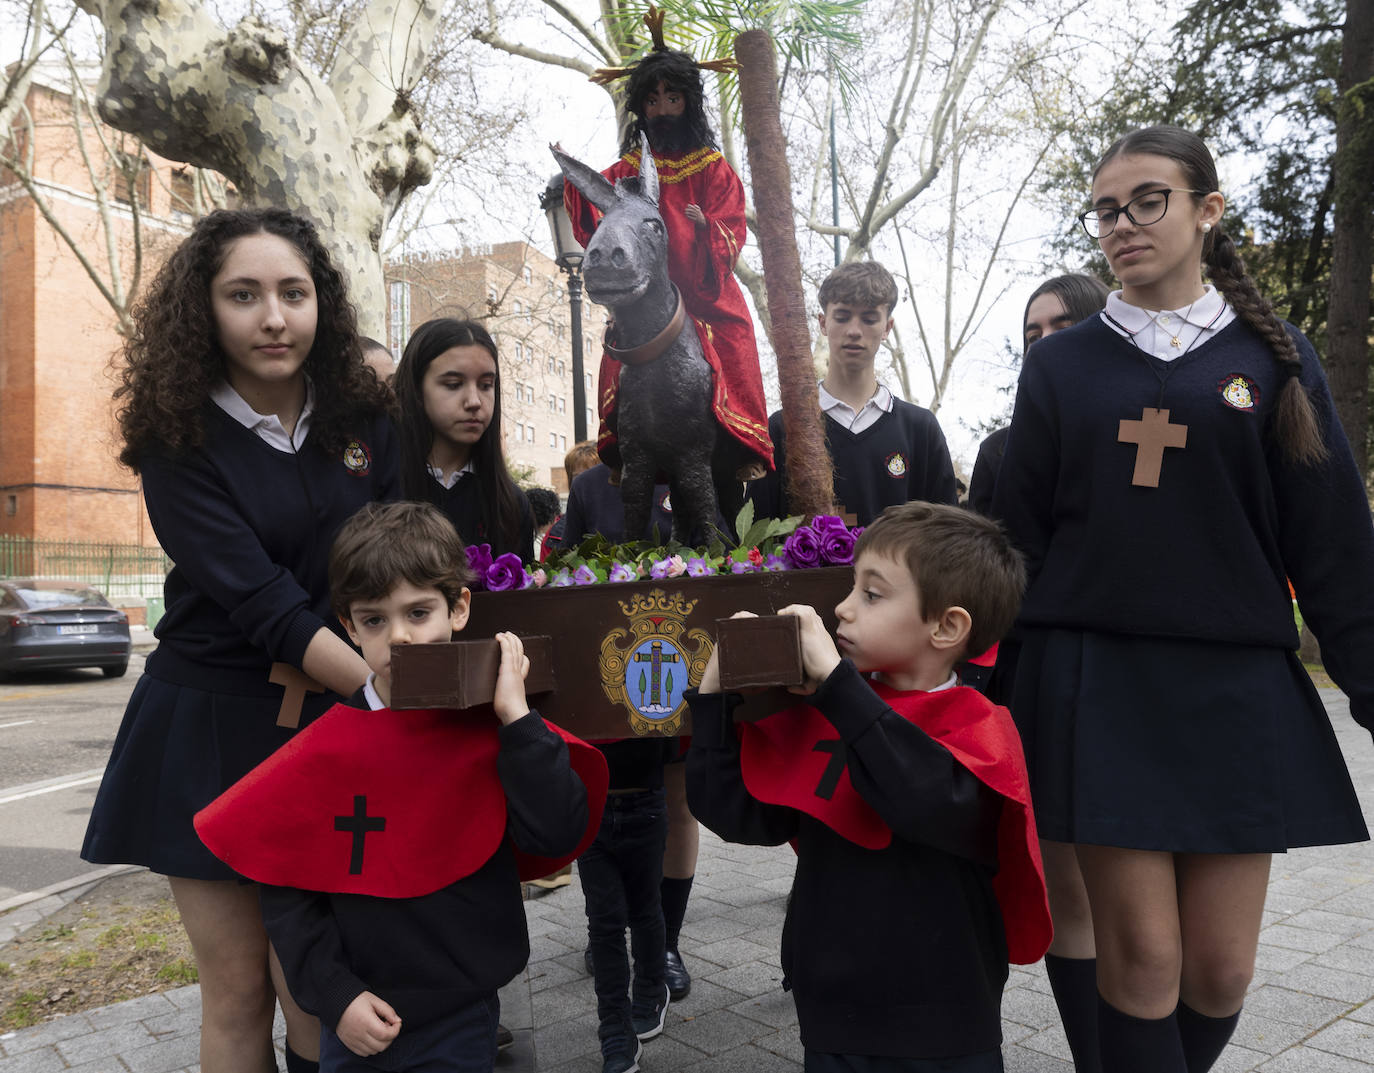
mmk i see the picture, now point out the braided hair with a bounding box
[1093,126,1327,465]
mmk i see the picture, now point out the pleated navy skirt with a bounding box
[82,672,339,880]
[1010,629,1368,854]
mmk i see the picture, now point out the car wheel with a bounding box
[101,662,129,678]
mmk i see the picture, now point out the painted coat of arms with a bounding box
[598,589,713,736]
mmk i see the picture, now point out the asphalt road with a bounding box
[0,654,145,901]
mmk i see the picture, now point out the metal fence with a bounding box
[0,536,171,599]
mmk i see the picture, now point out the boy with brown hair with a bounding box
[198,501,602,1072]
[749,261,957,524]
[686,502,1051,1071]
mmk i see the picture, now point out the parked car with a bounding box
[0,579,132,678]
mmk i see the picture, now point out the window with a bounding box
[559,435,567,451]
[515,341,524,361]
[170,168,196,216]
[514,299,523,318]
[585,373,593,392]
[388,281,411,354]
[548,394,556,412]
[523,266,533,285]
[558,397,566,414]
[549,432,557,448]
[112,149,151,206]
[547,356,556,373]
[558,360,565,378]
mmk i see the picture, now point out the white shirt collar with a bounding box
[362,672,386,711]
[818,381,895,434]
[929,672,958,693]
[426,460,476,489]
[1101,286,1235,362]
[210,378,314,452]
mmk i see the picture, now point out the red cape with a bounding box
[739,684,1051,965]
[565,147,772,474]
[194,704,608,898]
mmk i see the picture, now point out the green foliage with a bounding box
[38,923,74,942]
[155,958,199,984]
[60,951,97,970]
[605,0,865,119]
[2,991,43,1030]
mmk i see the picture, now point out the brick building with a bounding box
[2,69,600,563]
[386,241,607,493]
[0,67,194,549]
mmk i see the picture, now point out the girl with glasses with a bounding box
[993,126,1374,1072]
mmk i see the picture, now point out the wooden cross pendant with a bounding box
[269,662,325,728]
[1118,407,1188,488]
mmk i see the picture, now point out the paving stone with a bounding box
[526,956,585,994]
[121,1034,201,1073]
[751,1023,802,1064]
[0,1046,68,1073]
[1002,1048,1074,1072]
[55,1021,155,1067]
[1252,942,1313,973]
[0,1014,95,1056]
[1230,1010,1313,1055]
[530,1011,602,1068]
[1301,1018,1374,1063]
[698,961,785,999]
[1281,909,1374,938]
[666,975,753,1016]
[689,935,777,971]
[663,1008,764,1055]
[139,1009,201,1040]
[679,1041,801,1072]
[679,913,757,944]
[1258,923,1347,955]
[1241,984,1351,1029]
[85,993,178,1031]
[999,983,1063,1031]
[160,987,202,1011]
[530,980,594,1030]
[1309,942,1374,977]
[727,990,798,1030]
[1268,962,1374,1004]
[1257,1045,1374,1071]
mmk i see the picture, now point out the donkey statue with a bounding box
[552,135,741,546]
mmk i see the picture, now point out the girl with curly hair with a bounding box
[82,207,398,1073]
[993,127,1374,1072]
[395,318,533,561]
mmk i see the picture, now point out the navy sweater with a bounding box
[992,316,1374,732]
[562,463,674,546]
[144,405,399,695]
[748,402,957,525]
[686,662,1004,1059]
[261,704,589,1035]
[431,474,534,562]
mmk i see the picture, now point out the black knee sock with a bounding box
[1177,1002,1240,1072]
[660,875,693,952]
[1097,995,1186,1073]
[1044,954,1102,1073]
[283,1045,319,1073]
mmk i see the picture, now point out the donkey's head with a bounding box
[552,134,669,307]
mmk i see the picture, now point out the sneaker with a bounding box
[663,949,691,1001]
[601,1037,642,1073]
[631,982,670,1041]
[496,1023,515,1050]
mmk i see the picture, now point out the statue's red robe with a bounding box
[566,145,773,479]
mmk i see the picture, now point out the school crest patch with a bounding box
[1218,375,1259,412]
[598,589,712,736]
[886,452,908,478]
[342,439,371,475]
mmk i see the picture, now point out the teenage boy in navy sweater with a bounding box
[748,262,957,525]
[241,502,595,1072]
[686,502,1051,1071]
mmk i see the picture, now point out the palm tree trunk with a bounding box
[734,28,834,517]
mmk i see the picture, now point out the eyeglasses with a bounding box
[1078,188,1208,238]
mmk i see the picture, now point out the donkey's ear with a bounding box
[637,132,660,206]
[552,144,616,214]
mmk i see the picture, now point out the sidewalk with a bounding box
[4,690,1374,1072]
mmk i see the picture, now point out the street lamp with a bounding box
[540,175,588,444]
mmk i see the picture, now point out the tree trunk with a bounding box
[74,0,441,335]
[1327,0,1374,479]
[733,29,833,518]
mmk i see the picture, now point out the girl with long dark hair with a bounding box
[993,126,1374,1072]
[83,207,398,1073]
[394,318,534,561]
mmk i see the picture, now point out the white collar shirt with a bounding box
[426,460,476,490]
[209,379,314,452]
[1100,286,1235,362]
[818,381,895,435]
